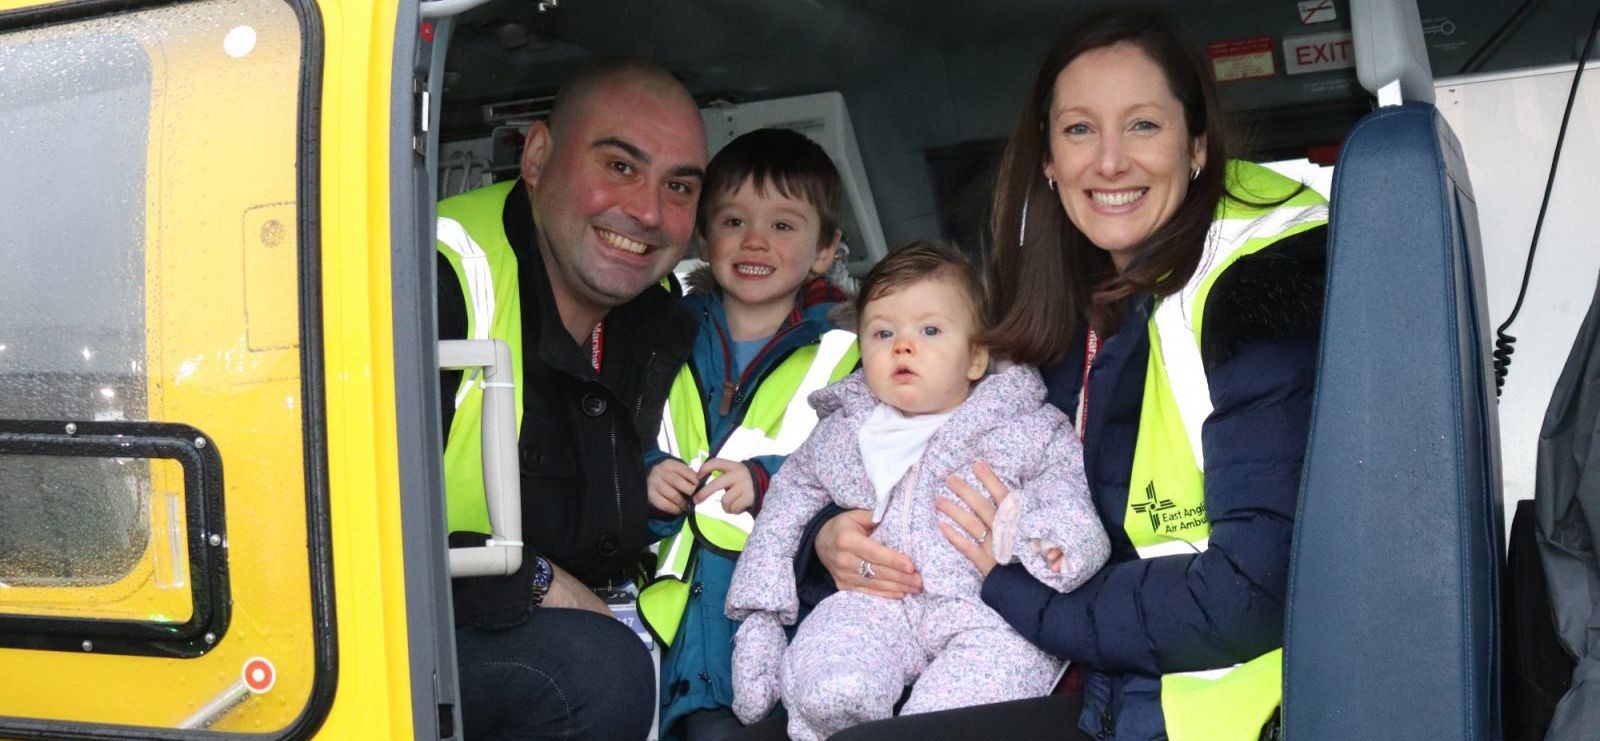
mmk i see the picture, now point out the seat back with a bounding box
[1283,101,1504,740]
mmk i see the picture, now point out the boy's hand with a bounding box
[647,459,698,517]
[697,458,755,514]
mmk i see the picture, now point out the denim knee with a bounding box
[457,608,654,740]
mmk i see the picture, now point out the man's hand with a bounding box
[698,458,756,514]
[647,459,699,517]
[541,561,613,617]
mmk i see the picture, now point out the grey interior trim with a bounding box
[390,0,462,737]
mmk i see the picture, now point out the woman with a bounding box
[805,9,1330,740]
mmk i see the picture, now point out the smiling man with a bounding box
[435,58,706,740]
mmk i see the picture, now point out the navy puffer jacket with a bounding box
[980,226,1327,740]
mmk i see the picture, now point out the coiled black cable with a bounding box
[1493,4,1600,396]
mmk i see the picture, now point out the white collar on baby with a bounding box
[857,403,954,523]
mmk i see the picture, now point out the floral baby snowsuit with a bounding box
[725,364,1109,740]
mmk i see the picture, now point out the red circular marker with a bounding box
[242,657,276,694]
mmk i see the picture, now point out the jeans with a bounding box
[830,694,1088,741]
[456,607,654,740]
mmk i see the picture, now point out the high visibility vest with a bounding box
[436,180,525,536]
[1125,161,1327,741]
[639,329,858,647]
[435,181,676,538]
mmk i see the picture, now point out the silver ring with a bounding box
[857,559,875,580]
[976,529,990,546]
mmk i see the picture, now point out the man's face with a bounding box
[524,79,707,317]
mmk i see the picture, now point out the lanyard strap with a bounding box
[1076,327,1100,441]
[589,320,605,373]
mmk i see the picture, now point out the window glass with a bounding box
[0,26,152,586]
[0,0,320,732]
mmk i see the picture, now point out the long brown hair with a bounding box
[986,9,1230,366]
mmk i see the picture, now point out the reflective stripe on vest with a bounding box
[1125,161,1326,741]
[438,181,525,536]
[665,328,857,555]
[639,328,857,647]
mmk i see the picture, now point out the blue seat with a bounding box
[1283,102,1504,740]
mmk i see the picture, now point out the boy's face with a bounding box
[860,276,989,416]
[704,179,839,318]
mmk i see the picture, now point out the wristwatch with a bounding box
[529,556,554,608]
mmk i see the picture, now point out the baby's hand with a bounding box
[731,613,785,724]
[1031,541,1067,573]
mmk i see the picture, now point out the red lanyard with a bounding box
[1077,327,1099,441]
[588,320,605,373]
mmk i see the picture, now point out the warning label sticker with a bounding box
[1207,36,1276,82]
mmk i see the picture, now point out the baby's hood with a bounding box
[943,362,1050,431]
[807,370,876,421]
[807,363,1048,426]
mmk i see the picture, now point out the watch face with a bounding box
[530,558,552,607]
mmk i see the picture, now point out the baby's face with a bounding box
[859,276,989,415]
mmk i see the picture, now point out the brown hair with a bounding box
[986,9,1242,365]
[856,240,989,334]
[698,128,844,249]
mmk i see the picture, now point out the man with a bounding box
[435,58,706,739]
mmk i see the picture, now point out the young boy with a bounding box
[725,242,1109,741]
[640,127,859,741]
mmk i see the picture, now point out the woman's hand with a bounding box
[939,460,1009,577]
[817,509,922,599]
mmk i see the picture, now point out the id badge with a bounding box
[594,585,653,650]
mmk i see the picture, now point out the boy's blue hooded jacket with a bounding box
[645,274,848,738]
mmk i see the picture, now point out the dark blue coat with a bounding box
[980,227,1327,740]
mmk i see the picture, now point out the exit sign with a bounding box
[1284,31,1355,75]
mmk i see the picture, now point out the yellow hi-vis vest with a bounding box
[1125,161,1327,741]
[639,329,858,647]
[435,181,677,539]
[437,181,525,536]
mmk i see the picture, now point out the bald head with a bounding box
[517,56,707,343]
[548,58,697,137]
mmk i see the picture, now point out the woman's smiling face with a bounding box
[1043,43,1206,271]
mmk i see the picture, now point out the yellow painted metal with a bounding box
[310,0,419,735]
[0,0,416,736]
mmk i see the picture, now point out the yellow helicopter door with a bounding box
[0,0,437,737]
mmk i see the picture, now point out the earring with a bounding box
[1190,167,1200,182]
[1047,176,1057,192]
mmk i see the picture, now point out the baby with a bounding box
[725,241,1110,740]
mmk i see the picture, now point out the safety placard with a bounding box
[1283,31,1355,75]
[1298,0,1338,24]
[1207,36,1276,82]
